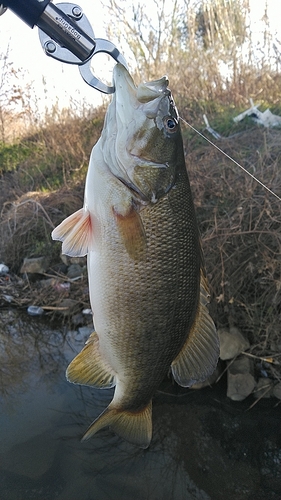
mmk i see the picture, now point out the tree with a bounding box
[0,47,33,143]
[104,0,264,105]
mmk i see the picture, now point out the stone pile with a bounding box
[219,326,280,402]
[193,325,280,403]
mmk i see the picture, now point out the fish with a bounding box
[52,64,219,448]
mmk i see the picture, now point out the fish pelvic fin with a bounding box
[82,400,153,448]
[52,208,93,257]
[171,269,219,387]
[113,204,146,261]
[66,332,115,388]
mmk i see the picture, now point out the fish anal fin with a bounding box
[113,205,146,260]
[52,208,93,257]
[171,269,219,387]
[82,400,152,448]
[66,332,115,388]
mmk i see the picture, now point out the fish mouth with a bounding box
[105,65,175,203]
[113,64,136,101]
[113,64,170,113]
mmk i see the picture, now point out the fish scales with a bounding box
[91,174,199,407]
[52,64,219,448]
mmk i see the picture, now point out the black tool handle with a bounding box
[2,0,51,28]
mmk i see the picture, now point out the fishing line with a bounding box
[179,116,281,203]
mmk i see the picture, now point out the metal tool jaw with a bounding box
[38,2,128,94]
[0,4,7,15]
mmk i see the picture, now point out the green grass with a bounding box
[0,141,35,175]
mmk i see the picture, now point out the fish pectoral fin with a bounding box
[66,332,115,388]
[82,400,152,449]
[52,208,93,257]
[113,205,146,260]
[171,269,219,387]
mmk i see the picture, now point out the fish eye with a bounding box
[163,116,178,133]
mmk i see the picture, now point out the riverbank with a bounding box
[0,111,281,403]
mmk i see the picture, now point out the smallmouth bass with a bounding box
[52,64,219,448]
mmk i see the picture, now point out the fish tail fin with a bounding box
[82,401,152,448]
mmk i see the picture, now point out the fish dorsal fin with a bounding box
[52,208,92,257]
[113,205,146,260]
[82,400,152,449]
[66,332,116,388]
[171,268,219,387]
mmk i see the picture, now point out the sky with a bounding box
[1,0,281,115]
[0,0,114,113]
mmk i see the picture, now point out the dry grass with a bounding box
[0,186,84,270]
[183,125,281,380]
[0,106,105,270]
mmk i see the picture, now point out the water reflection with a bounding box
[0,310,280,500]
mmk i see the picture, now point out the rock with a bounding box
[59,298,79,316]
[227,355,255,401]
[51,262,68,275]
[60,254,69,266]
[20,256,49,274]
[229,356,253,374]
[60,254,87,266]
[253,377,273,398]
[0,263,9,275]
[227,372,256,401]
[78,326,93,338]
[27,305,44,316]
[82,308,92,316]
[59,282,71,291]
[3,294,13,303]
[218,327,250,360]
[67,264,83,279]
[270,341,281,352]
[273,382,281,400]
[40,278,71,294]
[40,277,58,287]
[72,312,84,326]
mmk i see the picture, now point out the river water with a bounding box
[0,309,280,500]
